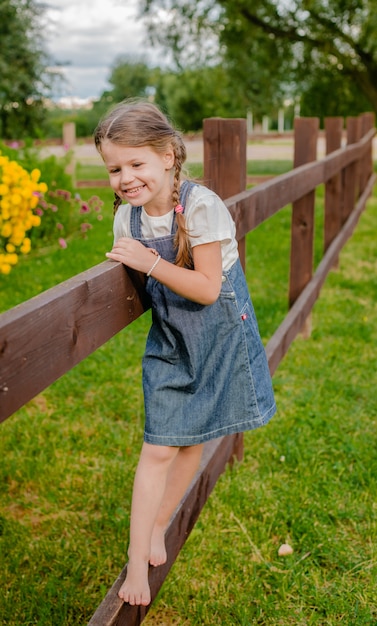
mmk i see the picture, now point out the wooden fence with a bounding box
[0,113,375,625]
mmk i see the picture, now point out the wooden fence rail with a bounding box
[0,113,375,625]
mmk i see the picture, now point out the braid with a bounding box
[172,136,193,268]
[113,193,122,216]
[171,140,182,209]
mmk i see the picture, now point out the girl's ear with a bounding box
[163,146,175,170]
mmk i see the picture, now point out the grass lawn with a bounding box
[0,162,376,625]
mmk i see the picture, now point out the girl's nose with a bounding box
[120,167,134,185]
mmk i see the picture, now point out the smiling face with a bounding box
[101,140,175,215]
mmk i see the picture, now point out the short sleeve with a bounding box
[113,203,132,243]
[184,185,236,247]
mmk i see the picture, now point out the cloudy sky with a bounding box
[44,0,165,101]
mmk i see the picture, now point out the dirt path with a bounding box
[38,136,319,165]
[39,134,376,165]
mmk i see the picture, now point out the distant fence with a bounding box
[0,113,375,625]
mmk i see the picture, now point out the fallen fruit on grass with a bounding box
[278,543,293,556]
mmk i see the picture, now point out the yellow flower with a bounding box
[21,187,33,199]
[30,168,41,182]
[7,253,18,265]
[0,263,11,275]
[20,238,31,254]
[38,182,48,194]
[30,195,39,209]
[1,223,12,238]
[31,214,41,227]
[0,151,47,274]
[1,198,10,212]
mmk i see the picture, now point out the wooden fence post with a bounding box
[343,116,361,223]
[62,121,76,181]
[289,117,319,337]
[359,112,375,194]
[324,117,343,255]
[203,117,247,268]
[202,117,247,462]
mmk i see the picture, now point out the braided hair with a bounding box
[94,99,191,268]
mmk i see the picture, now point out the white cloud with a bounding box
[44,0,164,99]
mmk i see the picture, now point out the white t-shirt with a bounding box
[113,184,239,272]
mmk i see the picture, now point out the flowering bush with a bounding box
[32,188,104,251]
[0,145,104,275]
[0,153,45,274]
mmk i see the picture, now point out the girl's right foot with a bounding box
[118,559,151,606]
[149,525,167,567]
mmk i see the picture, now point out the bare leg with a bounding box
[150,444,203,567]
[118,442,179,606]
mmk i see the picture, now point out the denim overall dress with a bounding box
[130,181,276,446]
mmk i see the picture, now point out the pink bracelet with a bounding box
[146,254,161,277]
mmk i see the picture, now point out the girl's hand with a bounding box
[107,238,222,305]
[106,237,158,274]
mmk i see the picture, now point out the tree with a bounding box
[140,0,377,119]
[107,56,156,103]
[299,65,372,124]
[0,0,54,138]
[154,65,248,131]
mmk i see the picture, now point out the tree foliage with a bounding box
[154,66,239,131]
[107,56,155,103]
[140,0,377,118]
[0,0,53,138]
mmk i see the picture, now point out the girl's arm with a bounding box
[106,237,222,305]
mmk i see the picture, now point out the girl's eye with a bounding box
[109,168,120,174]
[133,163,142,168]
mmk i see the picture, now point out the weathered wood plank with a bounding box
[87,433,243,626]
[203,117,248,270]
[360,113,375,191]
[289,118,319,308]
[324,117,343,252]
[0,262,148,422]
[342,117,361,224]
[203,118,247,199]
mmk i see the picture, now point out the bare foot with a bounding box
[118,560,151,606]
[149,525,167,567]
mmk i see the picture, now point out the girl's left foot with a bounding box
[118,559,151,606]
[149,525,167,567]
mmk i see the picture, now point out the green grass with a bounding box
[247,159,293,177]
[76,163,108,180]
[1,163,376,625]
[75,160,294,186]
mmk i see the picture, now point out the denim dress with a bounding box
[130,181,276,446]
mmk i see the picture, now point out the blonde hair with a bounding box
[94,99,191,268]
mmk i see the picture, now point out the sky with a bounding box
[44,0,164,102]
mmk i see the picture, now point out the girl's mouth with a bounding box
[124,184,146,196]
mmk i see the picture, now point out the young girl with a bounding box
[94,100,276,607]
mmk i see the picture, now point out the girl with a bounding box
[94,100,276,606]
